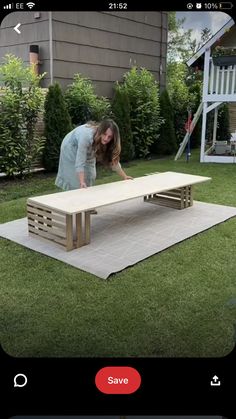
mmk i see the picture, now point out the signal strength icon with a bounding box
[26,2,35,8]
[3,3,13,8]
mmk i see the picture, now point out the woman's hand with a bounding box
[77,171,87,188]
[113,164,133,181]
[80,181,87,188]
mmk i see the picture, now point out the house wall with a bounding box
[51,11,167,97]
[0,11,167,97]
[219,25,236,48]
[0,11,51,86]
[229,103,236,133]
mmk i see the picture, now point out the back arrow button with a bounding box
[14,23,21,34]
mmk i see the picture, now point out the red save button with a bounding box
[95,366,141,394]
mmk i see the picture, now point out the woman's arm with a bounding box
[111,162,133,180]
[75,130,93,188]
[77,172,87,188]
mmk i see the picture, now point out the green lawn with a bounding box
[0,150,236,357]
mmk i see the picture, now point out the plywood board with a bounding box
[27,171,211,214]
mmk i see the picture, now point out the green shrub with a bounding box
[121,67,162,158]
[43,83,72,172]
[168,63,190,146]
[64,75,94,125]
[168,62,203,149]
[0,54,45,177]
[91,96,112,122]
[206,104,231,143]
[190,115,202,149]
[188,80,202,148]
[64,74,111,125]
[217,104,231,141]
[151,89,176,155]
[112,84,134,162]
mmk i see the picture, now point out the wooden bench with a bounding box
[27,171,211,251]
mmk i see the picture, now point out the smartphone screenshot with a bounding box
[0,0,235,418]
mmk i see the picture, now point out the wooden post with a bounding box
[221,66,225,94]
[215,66,220,95]
[209,58,214,94]
[180,187,185,209]
[189,185,193,207]
[203,48,210,101]
[213,107,218,145]
[66,214,74,251]
[84,211,91,245]
[201,48,211,163]
[231,65,236,94]
[200,102,207,163]
[76,213,83,248]
[225,66,230,95]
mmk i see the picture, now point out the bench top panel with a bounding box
[27,171,211,214]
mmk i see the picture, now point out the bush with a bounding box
[92,96,112,122]
[168,63,190,146]
[112,84,134,162]
[168,62,203,149]
[43,83,72,172]
[64,74,111,126]
[0,54,45,177]
[190,115,202,149]
[121,67,162,158]
[188,80,202,148]
[206,104,231,143]
[151,89,177,155]
[217,104,231,141]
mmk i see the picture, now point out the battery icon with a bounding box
[219,2,233,9]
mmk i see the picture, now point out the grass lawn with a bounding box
[0,150,236,357]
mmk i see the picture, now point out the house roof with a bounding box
[186,18,235,67]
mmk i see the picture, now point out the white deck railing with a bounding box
[206,58,236,101]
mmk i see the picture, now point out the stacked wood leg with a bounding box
[144,185,193,209]
[27,201,91,251]
[27,202,74,251]
[75,211,91,247]
[84,211,91,245]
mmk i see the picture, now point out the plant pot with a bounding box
[212,55,236,66]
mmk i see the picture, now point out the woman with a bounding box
[55,119,132,191]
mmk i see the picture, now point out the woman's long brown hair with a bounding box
[92,119,121,166]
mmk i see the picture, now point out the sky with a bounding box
[176,11,232,43]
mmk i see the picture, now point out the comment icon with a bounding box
[14,373,28,388]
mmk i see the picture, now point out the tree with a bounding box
[64,74,111,126]
[168,12,194,62]
[122,67,162,158]
[198,28,212,49]
[151,89,177,155]
[217,104,231,142]
[167,62,190,145]
[0,54,45,177]
[168,13,212,61]
[206,104,231,145]
[43,83,72,172]
[187,79,202,148]
[112,84,134,162]
[167,14,212,151]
